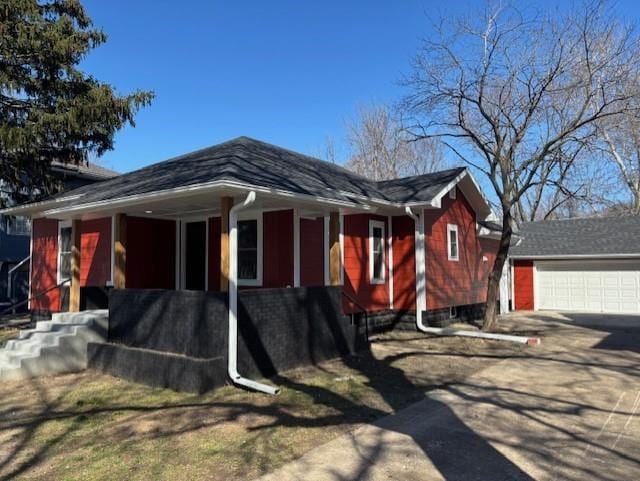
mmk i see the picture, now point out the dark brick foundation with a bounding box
[88,286,365,393]
[87,343,226,393]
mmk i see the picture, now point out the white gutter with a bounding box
[509,254,640,260]
[228,191,280,395]
[405,206,539,346]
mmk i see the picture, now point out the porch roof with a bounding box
[2,137,492,218]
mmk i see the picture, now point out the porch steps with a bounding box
[0,310,108,381]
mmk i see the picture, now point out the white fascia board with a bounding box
[39,180,372,218]
[423,169,495,219]
[510,253,640,260]
[0,193,86,216]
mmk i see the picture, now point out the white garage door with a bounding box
[536,260,640,313]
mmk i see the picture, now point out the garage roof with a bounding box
[511,216,640,258]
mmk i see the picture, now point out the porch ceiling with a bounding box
[48,187,379,221]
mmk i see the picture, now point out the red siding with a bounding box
[126,217,176,289]
[424,187,496,309]
[79,218,111,287]
[263,210,294,288]
[30,218,61,312]
[514,260,534,310]
[392,215,417,311]
[300,217,324,287]
[208,217,221,291]
[343,214,390,313]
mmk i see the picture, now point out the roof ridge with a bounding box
[523,214,640,225]
[375,166,466,185]
[234,136,375,183]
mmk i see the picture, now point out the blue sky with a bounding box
[81,0,640,174]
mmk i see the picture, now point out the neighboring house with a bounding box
[0,162,118,312]
[2,137,504,392]
[510,216,640,314]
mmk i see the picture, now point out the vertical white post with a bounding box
[293,208,300,287]
[323,215,330,286]
[388,215,394,310]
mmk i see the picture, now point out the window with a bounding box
[447,224,459,261]
[237,215,262,286]
[449,188,457,200]
[58,223,72,282]
[449,306,458,319]
[369,220,385,284]
[5,216,31,236]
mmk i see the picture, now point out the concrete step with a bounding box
[8,325,81,350]
[0,310,108,381]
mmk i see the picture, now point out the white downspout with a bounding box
[404,206,538,346]
[228,191,280,395]
[405,206,428,332]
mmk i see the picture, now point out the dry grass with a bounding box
[0,328,19,347]
[0,332,524,481]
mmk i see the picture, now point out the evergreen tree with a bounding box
[0,0,153,205]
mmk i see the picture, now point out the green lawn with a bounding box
[0,332,524,481]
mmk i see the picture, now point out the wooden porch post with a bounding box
[113,213,127,289]
[329,211,341,286]
[69,219,81,312]
[220,196,234,292]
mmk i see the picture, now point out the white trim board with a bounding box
[236,211,263,287]
[447,224,459,261]
[56,220,72,284]
[388,215,394,309]
[369,219,386,285]
[179,216,210,290]
[293,208,300,287]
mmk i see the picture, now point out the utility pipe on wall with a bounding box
[228,191,280,395]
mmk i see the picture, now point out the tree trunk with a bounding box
[482,210,513,332]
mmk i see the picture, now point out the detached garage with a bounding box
[510,216,640,314]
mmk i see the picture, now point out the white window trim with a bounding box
[179,216,209,290]
[447,223,459,261]
[237,211,263,287]
[388,215,394,309]
[323,214,344,286]
[57,220,72,284]
[369,220,386,285]
[449,188,457,200]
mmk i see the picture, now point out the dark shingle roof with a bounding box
[511,216,640,257]
[52,161,119,179]
[54,137,388,206]
[50,137,463,208]
[375,167,465,203]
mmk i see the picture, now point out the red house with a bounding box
[3,137,502,392]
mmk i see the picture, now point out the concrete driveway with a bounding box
[255,312,640,481]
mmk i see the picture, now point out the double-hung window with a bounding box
[237,215,262,286]
[369,220,385,284]
[58,222,73,282]
[447,224,459,261]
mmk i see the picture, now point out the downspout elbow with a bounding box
[228,191,279,395]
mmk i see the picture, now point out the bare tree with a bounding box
[403,1,640,330]
[345,104,446,180]
[513,147,615,223]
[598,114,640,214]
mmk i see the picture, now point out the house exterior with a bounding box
[2,137,502,392]
[510,216,640,314]
[0,162,118,312]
